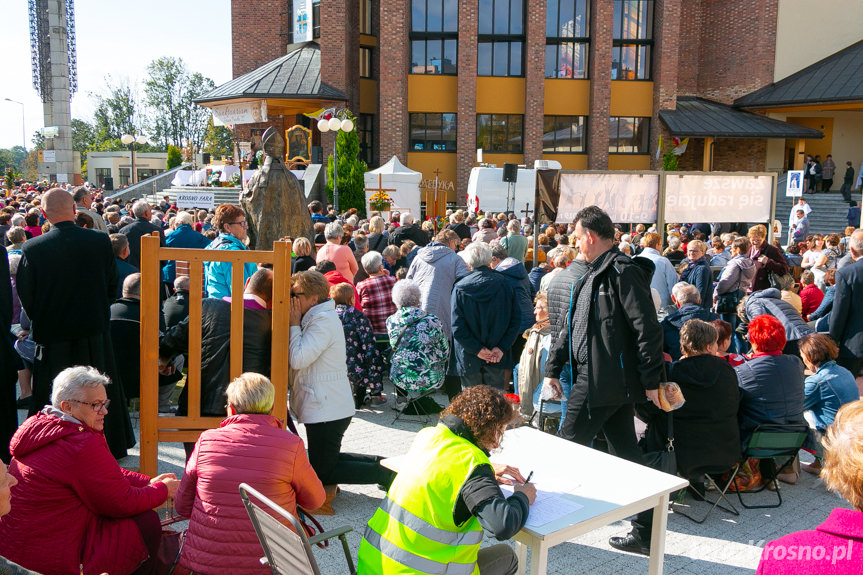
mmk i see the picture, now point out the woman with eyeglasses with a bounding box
[678,239,713,309]
[0,366,180,575]
[204,203,259,299]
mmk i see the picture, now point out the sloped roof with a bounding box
[195,42,347,104]
[735,39,863,108]
[368,156,421,176]
[659,97,823,139]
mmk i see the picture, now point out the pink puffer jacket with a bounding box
[174,413,325,575]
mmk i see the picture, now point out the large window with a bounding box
[609,117,650,153]
[543,116,587,153]
[476,114,523,154]
[410,113,457,151]
[612,0,653,80]
[358,114,374,166]
[359,0,373,34]
[545,0,589,79]
[360,47,373,78]
[312,0,321,39]
[411,0,458,74]
[478,0,524,76]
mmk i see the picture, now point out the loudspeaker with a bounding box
[201,152,211,165]
[312,146,323,164]
[502,163,518,183]
[103,177,113,191]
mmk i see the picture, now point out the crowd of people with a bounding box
[1,178,863,574]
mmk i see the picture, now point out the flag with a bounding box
[672,138,689,156]
[656,134,663,160]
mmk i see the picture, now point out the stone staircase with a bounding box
[774,173,856,240]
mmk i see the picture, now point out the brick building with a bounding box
[216,0,862,206]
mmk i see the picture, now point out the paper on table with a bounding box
[500,485,585,528]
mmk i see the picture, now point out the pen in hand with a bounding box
[522,471,533,486]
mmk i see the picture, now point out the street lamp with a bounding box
[317,113,354,214]
[3,98,26,151]
[121,133,148,185]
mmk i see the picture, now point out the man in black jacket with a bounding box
[162,275,191,328]
[840,160,855,203]
[388,213,429,248]
[119,200,165,269]
[830,230,863,378]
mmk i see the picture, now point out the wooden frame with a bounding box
[138,233,292,477]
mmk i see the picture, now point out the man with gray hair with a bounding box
[352,233,370,284]
[450,242,520,390]
[499,219,528,263]
[661,282,719,361]
[830,229,863,377]
[388,212,429,248]
[120,199,165,269]
[72,186,108,233]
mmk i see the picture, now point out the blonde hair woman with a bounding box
[292,236,316,273]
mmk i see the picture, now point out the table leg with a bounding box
[515,540,528,574]
[648,493,670,575]
[529,541,548,575]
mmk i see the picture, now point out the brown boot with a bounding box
[307,485,339,516]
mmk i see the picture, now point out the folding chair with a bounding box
[391,384,443,425]
[670,465,741,524]
[733,423,810,509]
[238,483,356,575]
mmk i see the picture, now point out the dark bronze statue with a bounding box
[242,127,314,251]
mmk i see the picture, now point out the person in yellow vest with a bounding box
[357,385,536,574]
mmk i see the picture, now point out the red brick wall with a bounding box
[456,0,479,205]
[231,0,287,78]
[675,0,702,96]
[321,0,360,112]
[523,0,547,171]
[587,0,613,169]
[677,138,767,172]
[650,0,681,170]
[378,0,409,169]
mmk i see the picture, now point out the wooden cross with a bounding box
[431,168,443,219]
[366,174,397,212]
[521,202,533,220]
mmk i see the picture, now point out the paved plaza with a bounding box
[19,382,850,575]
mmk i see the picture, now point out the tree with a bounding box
[202,117,234,159]
[71,119,96,155]
[326,113,368,216]
[166,145,182,169]
[91,76,144,143]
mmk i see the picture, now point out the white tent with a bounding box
[364,156,422,218]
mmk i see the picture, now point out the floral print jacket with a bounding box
[386,307,449,392]
[335,304,383,393]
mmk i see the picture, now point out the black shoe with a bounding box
[609,533,650,556]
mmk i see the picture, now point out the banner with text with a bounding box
[176,192,215,209]
[556,173,659,224]
[212,101,268,126]
[664,174,773,223]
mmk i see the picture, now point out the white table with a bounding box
[383,426,687,575]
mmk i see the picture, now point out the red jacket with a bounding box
[325,270,362,311]
[174,413,325,575]
[0,411,168,575]
[756,508,862,574]
[800,283,824,320]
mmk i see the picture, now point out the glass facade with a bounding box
[543,116,587,153]
[411,0,458,74]
[410,113,457,151]
[612,0,653,80]
[545,0,589,79]
[476,114,523,153]
[478,0,525,76]
[609,117,650,153]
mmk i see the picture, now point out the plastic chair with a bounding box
[733,423,809,509]
[238,483,356,575]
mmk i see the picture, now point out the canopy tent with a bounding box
[364,156,422,218]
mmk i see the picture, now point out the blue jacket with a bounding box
[162,224,211,283]
[745,288,813,343]
[735,353,805,446]
[803,361,860,430]
[808,285,835,321]
[528,266,547,294]
[495,257,535,332]
[679,256,713,309]
[204,234,258,299]
[661,303,719,361]
[451,266,520,375]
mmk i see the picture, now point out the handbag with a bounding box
[716,289,742,314]
[643,412,677,477]
[157,501,187,575]
[297,507,330,549]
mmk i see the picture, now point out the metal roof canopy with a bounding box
[659,97,824,139]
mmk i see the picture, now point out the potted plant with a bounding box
[369,189,393,212]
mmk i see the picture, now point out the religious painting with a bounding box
[286,125,312,164]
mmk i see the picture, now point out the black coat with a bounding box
[160,298,271,416]
[830,258,863,359]
[120,216,165,269]
[546,248,665,408]
[638,355,741,479]
[17,222,135,458]
[109,298,168,400]
[661,304,720,361]
[388,224,429,248]
[0,249,18,463]
[162,289,190,328]
[446,222,472,241]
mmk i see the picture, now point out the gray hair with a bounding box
[174,211,194,226]
[392,279,422,308]
[672,282,701,305]
[51,366,110,408]
[460,242,492,269]
[6,227,26,244]
[122,273,142,297]
[174,275,191,291]
[10,214,24,227]
[353,234,369,252]
[668,236,681,249]
[850,230,863,255]
[507,220,521,233]
[131,200,151,218]
[324,221,343,240]
[400,212,414,226]
[362,250,383,274]
[491,244,508,261]
[226,372,275,414]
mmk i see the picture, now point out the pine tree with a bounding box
[326,113,368,216]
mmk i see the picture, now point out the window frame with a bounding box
[611,0,654,80]
[476,113,524,154]
[410,112,458,152]
[360,46,373,78]
[358,114,375,166]
[608,116,651,154]
[542,115,588,154]
[477,0,525,77]
[359,0,373,35]
[410,0,458,75]
[545,0,589,79]
[312,0,321,39]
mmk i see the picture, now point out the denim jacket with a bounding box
[803,360,860,430]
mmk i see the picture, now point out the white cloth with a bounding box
[789,201,812,229]
[171,171,195,186]
[288,300,355,425]
[219,165,240,183]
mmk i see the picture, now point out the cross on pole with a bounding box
[366,174,398,212]
[431,168,443,219]
[521,202,533,220]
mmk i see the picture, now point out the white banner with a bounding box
[556,173,659,224]
[211,101,268,126]
[294,0,313,42]
[785,170,804,197]
[176,192,215,209]
[664,174,773,223]
[43,150,56,163]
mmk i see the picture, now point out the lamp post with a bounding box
[3,98,26,151]
[317,114,354,214]
[120,133,148,185]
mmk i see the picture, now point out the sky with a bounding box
[0,0,233,150]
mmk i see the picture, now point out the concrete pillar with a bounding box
[43,0,74,185]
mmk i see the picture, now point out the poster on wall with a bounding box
[211,101,268,126]
[294,0,313,42]
[555,173,659,224]
[664,174,774,223]
[785,170,804,197]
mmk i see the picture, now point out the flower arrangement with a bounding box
[369,189,393,211]
[208,171,221,187]
[230,172,241,186]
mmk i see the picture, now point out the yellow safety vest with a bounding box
[357,423,488,574]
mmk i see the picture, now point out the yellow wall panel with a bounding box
[608,155,651,170]
[542,154,588,170]
[406,153,459,203]
[476,78,526,114]
[544,80,590,116]
[359,79,376,115]
[407,76,458,112]
[609,81,654,117]
[483,153,525,168]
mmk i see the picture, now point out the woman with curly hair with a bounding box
[358,386,536,575]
